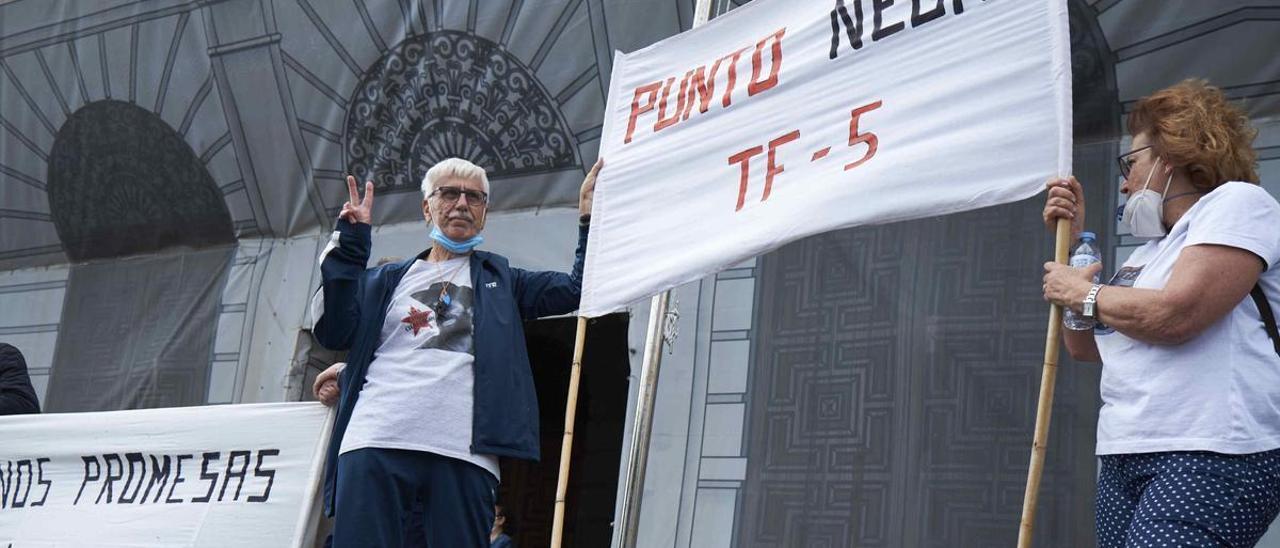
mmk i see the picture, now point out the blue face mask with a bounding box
[430,225,483,253]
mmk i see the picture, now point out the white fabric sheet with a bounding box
[581,0,1072,317]
[0,403,332,547]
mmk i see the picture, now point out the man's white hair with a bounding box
[421,158,490,198]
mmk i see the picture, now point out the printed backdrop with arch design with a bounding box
[2,1,1279,547]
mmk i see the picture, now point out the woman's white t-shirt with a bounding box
[1094,182,1280,455]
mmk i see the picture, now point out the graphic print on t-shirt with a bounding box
[400,305,433,335]
[407,283,474,354]
[1095,265,1144,335]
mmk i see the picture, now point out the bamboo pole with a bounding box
[551,315,590,548]
[1017,218,1072,548]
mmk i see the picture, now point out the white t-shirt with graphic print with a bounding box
[336,257,500,480]
[1094,182,1280,455]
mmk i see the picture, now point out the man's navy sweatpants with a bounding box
[331,447,497,548]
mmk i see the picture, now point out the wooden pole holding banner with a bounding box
[1017,218,1072,547]
[551,315,590,548]
[554,2,716,547]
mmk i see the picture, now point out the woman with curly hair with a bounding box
[1041,79,1280,547]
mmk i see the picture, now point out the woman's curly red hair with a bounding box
[1128,79,1259,189]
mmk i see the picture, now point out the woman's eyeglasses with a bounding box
[1116,145,1153,179]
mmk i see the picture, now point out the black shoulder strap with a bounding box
[1249,283,1280,357]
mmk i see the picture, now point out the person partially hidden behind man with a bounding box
[490,503,516,547]
[0,343,40,415]
[309,156,600,547]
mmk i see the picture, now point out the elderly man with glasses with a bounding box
[309,157,600,547]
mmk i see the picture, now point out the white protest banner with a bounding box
[580,0,1071,317]
[0,402,333,547]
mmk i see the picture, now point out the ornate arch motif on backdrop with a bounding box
[344,31,579,195]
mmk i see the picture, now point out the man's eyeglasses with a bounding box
[430,186,489,206]
[1116,145,1153,179]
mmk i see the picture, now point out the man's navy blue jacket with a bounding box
[313,219,588,516]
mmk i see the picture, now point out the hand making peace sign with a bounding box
[340,175,375,225]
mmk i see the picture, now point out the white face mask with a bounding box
[1120,156,1173,239]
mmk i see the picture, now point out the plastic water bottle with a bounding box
[1063,232,1101,331]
